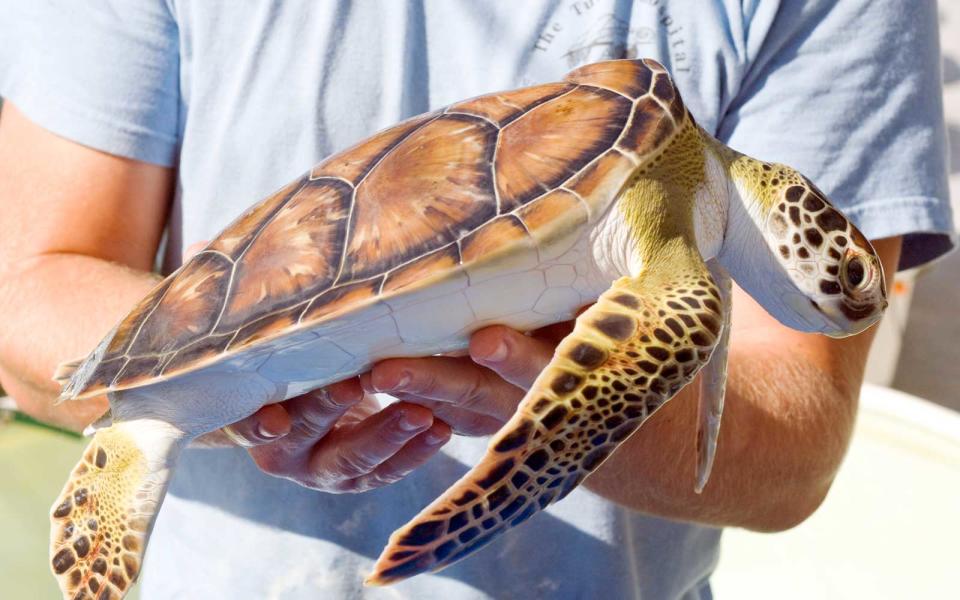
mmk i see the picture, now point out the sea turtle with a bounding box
[49,58,887,599]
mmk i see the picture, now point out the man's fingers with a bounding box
[369,356,518,422]
[389,394,504,436]
[469,325,555,389]
[247,380,364,476]
[222,403,291,447]
[286,379,363,437]
[308,402,433,485]
[344,420,452,492]
[239,324,559,490]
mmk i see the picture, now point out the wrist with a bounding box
[0,368,108,433]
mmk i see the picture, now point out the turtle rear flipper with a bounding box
[368,247,727,584]
[50,420,184,599]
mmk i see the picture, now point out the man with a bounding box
[0,1,951,598]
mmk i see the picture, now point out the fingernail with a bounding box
[482,341,509,363]
[425,430,448,445]
[256,424,281,440]
[312,388,332,405]
[317,387,352,409]
[222,427,254,448]
[375,371,410,392]
[397,413,425,432]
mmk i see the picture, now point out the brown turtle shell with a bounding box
[61,58,687,400]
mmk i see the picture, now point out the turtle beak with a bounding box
[783,293,884,338]
[817,297,887,338]
[785,293,836,333]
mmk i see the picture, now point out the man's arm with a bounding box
[366,237,901,532]
[0,103,449,491]
[581,236,901,531]
[0,102,170,431]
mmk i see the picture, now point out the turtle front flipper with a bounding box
[50,420,185,599]
[368,252,726,585]
[694,259,732,493]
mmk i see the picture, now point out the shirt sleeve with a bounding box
[0,0,180,166]
[719,0,954,270]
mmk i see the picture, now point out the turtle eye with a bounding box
[841,254,871,292]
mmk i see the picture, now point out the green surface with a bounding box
[0,416,140,599]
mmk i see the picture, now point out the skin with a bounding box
[0,102,900,530]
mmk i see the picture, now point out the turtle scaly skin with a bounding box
[49,59,886,599]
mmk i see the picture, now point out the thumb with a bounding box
[469,326,554,390]
[183,240,210,262]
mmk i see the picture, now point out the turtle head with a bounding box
[717,155,887,337]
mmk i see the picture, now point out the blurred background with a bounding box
[2,4,958,600]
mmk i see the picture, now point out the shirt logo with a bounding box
[532,0,691,74]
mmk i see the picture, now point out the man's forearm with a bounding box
[583,342,856,531]
[0,253,159,431]
[582,237,900,531]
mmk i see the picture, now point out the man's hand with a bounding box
[361,326,557,435]
[206,380,451,493]
[180,242,451,493]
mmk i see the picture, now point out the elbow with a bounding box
[744,478,833,533]
[747,369,858,533]
[743,411,852,533]
[743,419,851,533]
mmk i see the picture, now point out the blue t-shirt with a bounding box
[1,1,953,599]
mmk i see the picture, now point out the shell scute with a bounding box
[229,302,308,351]
[127,252,232,357]
[217,179,352,331]
[618,96,674,159]
[342,114,498,283]
[643,58,667,72]
[382,244,462,295]
[564,60,653,99]
[162,334,233,377]
[564,149,637,217]
[448,83,573,126]
[495,86,632,212]
[650,72,685,122]
[78,358,126,396]
[516,189,587,233]
[309,112,438,183]
[460,215,532,264]
[113,356,164,388]
[460,215,540,283]
[104,278,174,356]
[515,189,590,261]
[302,278,385,324]
[209,176,308,258]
